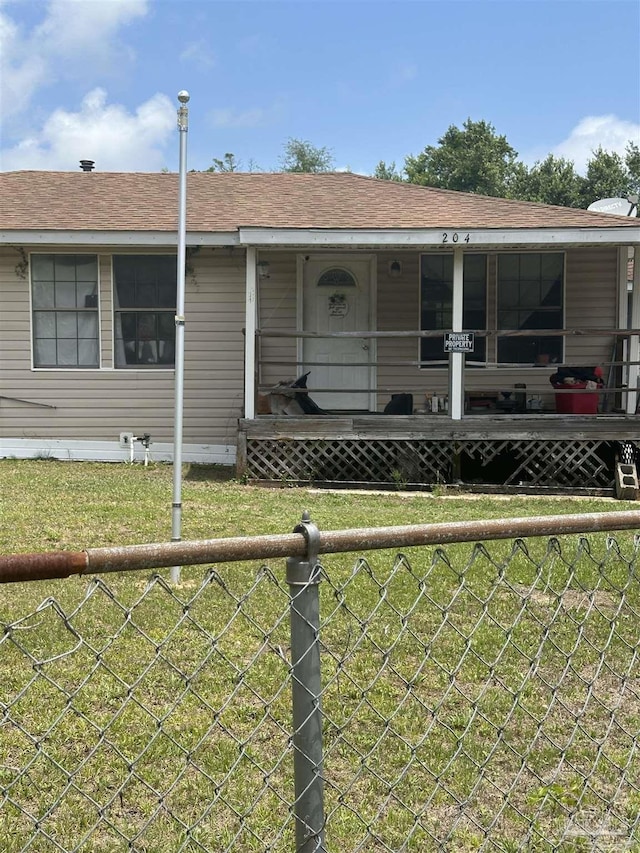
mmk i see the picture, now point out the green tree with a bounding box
[280,138,334,173]
[578,146,632,207]
[206,152,242,173]
[404,118,520,196]
[373,160,403,181]
[623,141,640,197]
[509,155,582,207]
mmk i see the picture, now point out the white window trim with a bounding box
[495,250,566,367]
[418,250,567,369]
[29,251,102,372]
[111,252,178,371]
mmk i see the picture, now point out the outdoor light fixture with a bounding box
[257,261,270,279]
[389,260,402,278]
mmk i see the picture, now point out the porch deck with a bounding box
[237,413,640,494]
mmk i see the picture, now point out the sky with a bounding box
[1,0,639,176]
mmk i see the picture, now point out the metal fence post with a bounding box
[287,511,326,853]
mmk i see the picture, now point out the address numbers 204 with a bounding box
[441,232,470,243]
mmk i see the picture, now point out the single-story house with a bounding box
[1,169,639,492]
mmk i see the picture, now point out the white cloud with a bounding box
[1,0,148,120]
[0,88,174,171]
[552,115,640,173]
[209,107,270,129]
[0,6,49,117]
[34,0,147,54]
[180,39,215,70]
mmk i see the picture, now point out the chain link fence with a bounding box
[2,513,640,851]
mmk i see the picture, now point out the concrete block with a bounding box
[615,462,639,500]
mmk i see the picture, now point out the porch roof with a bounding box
[1,170,638,247]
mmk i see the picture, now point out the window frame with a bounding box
[112,254,177,370]
[30,253,100,370]
[496,251,565,366]
[419,253,488,367]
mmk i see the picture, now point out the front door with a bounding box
[302,256,373,411]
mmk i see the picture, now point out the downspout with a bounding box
[449,247,464,420]
[244,247,258,419]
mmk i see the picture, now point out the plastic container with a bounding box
[553,382,599,414]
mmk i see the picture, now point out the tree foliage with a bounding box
[373,160,403,181]
[206,152,242,173]
[625,142,640,196]
[404,119,519,197]
[400,117,638,208]
[205,125,639,210]
[508,155,581,207]
[578,144,638,207]
[279,138,334,173]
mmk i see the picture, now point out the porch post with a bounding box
[245,247,258,419]
[449,247,464,420]
[627,249,640,415]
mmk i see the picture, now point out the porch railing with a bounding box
[253,326,640,410]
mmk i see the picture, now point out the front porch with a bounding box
[238,222,639,495]
[237,413,640,494]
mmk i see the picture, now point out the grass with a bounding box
[1,459,640,851]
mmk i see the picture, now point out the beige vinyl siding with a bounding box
[0,243,624,437]
[564,247,617,364]
[257,252,298,388]
[0,247,31,370]
[182,249,245,444]
[376,252,422,407]
[0,246,245,446]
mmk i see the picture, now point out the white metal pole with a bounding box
[171,90,189,584]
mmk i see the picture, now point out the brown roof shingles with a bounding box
[0,170,638,233]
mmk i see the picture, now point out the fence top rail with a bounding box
[2,510,640,585]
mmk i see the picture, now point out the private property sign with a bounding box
[444,332,475,353]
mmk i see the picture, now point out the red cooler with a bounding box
[553,382,600,414]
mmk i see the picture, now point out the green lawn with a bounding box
[1,460,640,851]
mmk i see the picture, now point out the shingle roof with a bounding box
[1,170,638,233]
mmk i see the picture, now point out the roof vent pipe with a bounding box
[79,160,95,172]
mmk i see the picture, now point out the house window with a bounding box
[113,255,176,368]
[420,254,487,364]
[497,253,564,364]
[316,268,357,288]
[31,254,99,368]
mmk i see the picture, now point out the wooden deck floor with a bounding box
[240,413,640,442]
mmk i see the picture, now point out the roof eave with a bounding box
[238,226,640,249]
[0,230,240,247]
[2,225,638,249]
